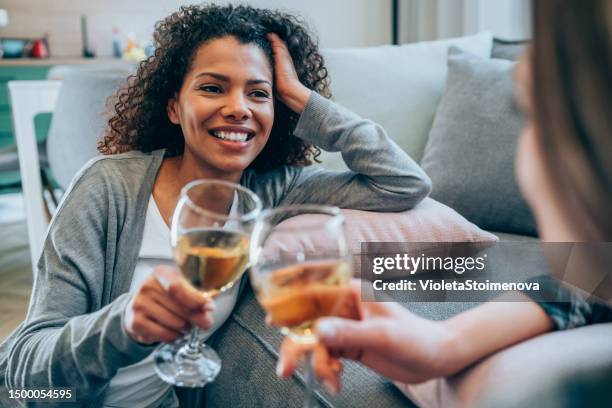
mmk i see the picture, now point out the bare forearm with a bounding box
[440,292,554,375]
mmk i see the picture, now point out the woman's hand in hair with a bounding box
[267,32,312,113]
[124,265,215,345]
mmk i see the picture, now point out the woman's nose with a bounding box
[222,92,252,121]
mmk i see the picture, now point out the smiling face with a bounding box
[167,36,274,180]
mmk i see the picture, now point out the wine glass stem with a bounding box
[187,327,200,352]
[304,350,316,408]
[177,327,201,364]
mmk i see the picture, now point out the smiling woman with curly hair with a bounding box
[99,4,330,172]
[0,4,430,407]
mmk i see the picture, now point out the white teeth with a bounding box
[212,131,249,142]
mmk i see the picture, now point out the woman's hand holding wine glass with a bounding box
[124,265,215,345]
[250,205,353,407]
[276,279,462,391]
[154,179,262,387]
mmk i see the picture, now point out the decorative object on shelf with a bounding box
[0,9,7,27]
[29,37,49,59]
[112,27,122,58]
[122,32,146,62]
[0,8,9,58]
[391,0,399,44]
[81,14,95,58]
[144,41,155,58]
[110,27,151,62]
[0,39,27,59]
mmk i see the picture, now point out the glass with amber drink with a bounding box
[249,205,352,407]
[154,179,262,387]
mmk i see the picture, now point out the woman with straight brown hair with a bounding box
[276,0,612,398]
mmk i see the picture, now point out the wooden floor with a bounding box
[0,195,32,342]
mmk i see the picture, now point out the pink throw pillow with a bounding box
[267,198,498,276]
[340,198,497,251]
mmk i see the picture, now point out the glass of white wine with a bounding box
[249,205,352,407]
[154,179,262,387]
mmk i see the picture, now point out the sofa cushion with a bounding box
[264,198,497,279]
[478,363,612,408]
[421,48,537,236]
[491,231,538,242]
[319,32,493,170]
[340,199,498,249]
[397,323,612,408]
[491,38,526,61]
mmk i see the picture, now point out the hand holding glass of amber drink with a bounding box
[249,205,352,407]
[155,179,261,387]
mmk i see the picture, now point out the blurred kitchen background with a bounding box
[0,0,531,339]
[0,0,531,58]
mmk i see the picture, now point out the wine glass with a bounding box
[154,179,262,387]
[249,205,352,407]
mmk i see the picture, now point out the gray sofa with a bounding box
[26,34,612,407]
[203,37,612,408]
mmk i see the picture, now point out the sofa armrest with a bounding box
[397,323,612,407]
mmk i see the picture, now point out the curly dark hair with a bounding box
[98,3,331,172]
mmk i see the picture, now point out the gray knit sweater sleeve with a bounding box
[278,92,431,210]
[0,158,157,405]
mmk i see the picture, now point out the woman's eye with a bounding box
[250,90,270,99]
[199,85,222,93]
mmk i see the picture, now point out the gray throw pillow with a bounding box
[491,38,526,61]
[421,48,537,236]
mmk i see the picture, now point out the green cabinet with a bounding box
[0,65,52,190]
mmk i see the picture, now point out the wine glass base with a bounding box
[154,339,222,387]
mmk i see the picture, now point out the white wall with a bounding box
[400,0,531,43]
[0,0,392,57]
[468,0,532,40]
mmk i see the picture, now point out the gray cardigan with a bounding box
[0,92,430,405]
